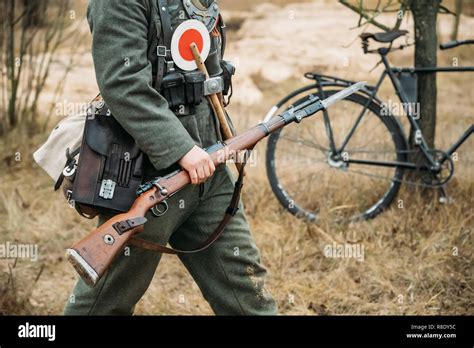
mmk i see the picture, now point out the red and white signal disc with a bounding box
[171,20,211,71]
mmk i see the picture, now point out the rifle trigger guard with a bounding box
[152,201,169,218]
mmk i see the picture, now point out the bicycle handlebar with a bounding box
[440,40,474,50]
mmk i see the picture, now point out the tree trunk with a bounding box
[6,0,17,128]
[408,0,440,153]
[22,0,46,29]
[451,0,463,41]
[0,0,5,134]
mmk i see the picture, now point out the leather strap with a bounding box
[158,0,173,54]
[155,0,173,90]
[154,21,166,90]
[103,143,120,184]
[218,14,226,59]
[54,147,81,191]
[128,151,251,254]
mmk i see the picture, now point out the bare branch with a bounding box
[339,0,392,31]
[1,0,78,134]
[439,5,456,16]
[393,2,408,30]
[12,8,26,26]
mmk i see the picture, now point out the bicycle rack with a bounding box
[304,72,378,103]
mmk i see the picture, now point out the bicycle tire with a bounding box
[266,89,407,222]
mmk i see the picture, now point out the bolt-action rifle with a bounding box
[67,82,366,287]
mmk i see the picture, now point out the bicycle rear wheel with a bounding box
[266,89,407,223]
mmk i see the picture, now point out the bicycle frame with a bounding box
[303,48,474,173]
[383,52,474,167]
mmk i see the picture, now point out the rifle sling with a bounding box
[128,152,249,255]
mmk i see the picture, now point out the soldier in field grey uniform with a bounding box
[64,0,278,315]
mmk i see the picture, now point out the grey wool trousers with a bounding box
[64,164,277,315]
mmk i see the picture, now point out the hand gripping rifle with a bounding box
[66,82,366,287]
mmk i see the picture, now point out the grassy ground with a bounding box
[0,0,472,315]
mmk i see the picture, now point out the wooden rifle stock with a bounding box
[67,116,289,287]
[66,83,366,287]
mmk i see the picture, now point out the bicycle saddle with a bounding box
[360,30,408,43]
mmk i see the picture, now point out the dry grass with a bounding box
[0,129,472,315]
[0,0,473,315]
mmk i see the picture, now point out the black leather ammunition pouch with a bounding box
[63,103,145,219]
[185,71,206,105]
[161,71,206,110]
[161,62,236,110]
[162,71,186,109]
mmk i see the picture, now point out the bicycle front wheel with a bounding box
[266,89,407,223]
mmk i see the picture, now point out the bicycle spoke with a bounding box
[279,134,329,154]
[274,151,326,165]
[346,149,399,154]
[342,118,387,153]
[277,166,327,189]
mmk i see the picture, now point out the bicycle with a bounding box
[264,30,474,223]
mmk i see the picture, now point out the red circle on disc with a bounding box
[178,29,204,62]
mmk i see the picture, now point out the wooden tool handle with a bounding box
[190,42,245,173]
[190,42,210,79]
[190,43,233,139]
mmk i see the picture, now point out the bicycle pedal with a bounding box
[439,196,454,204]
[438,186,453,204]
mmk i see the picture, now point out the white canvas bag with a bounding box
[33,108,87,182]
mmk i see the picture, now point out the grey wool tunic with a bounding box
[87,0,223,173]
